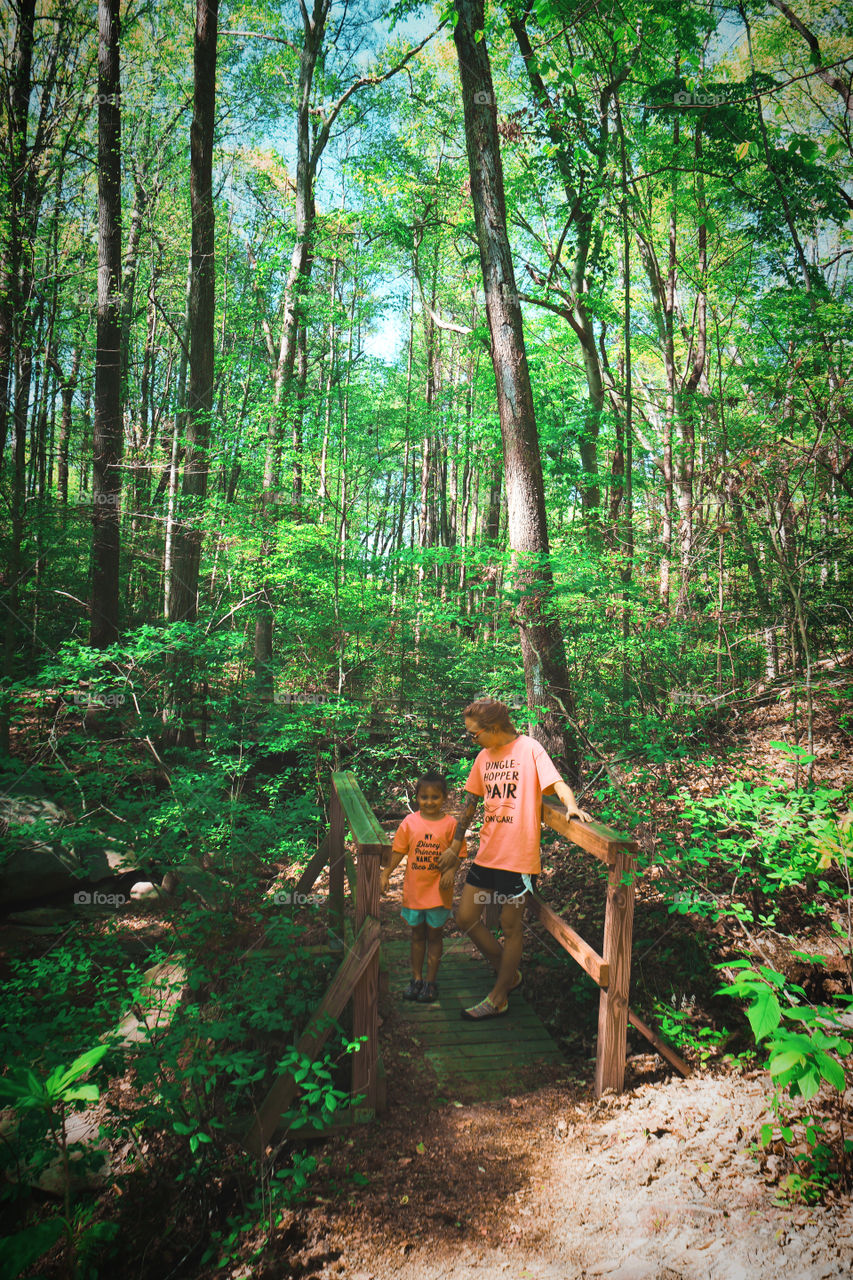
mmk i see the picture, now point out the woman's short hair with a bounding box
[463,698,516,734]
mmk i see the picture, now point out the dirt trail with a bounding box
[302,1072,851,1280]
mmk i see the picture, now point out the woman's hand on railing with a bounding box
[552,779,592,823]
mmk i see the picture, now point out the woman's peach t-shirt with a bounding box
[465,734,561,874]
[391,812,464,910]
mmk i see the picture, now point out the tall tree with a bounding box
[166,0,219,628]
[453,0,580,778]
[90,0,123,647]
[0,0,36,752]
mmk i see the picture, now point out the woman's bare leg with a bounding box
[455,881,504,970]
[487,899,525,1006]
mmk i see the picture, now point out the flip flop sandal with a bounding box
[460,996,508,1020]
[509,969,523,991]
[403,978,423,1000]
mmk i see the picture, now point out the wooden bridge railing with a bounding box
[244,771,390,1158]
[534,798,690,1095]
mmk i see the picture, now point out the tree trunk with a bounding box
[453,0,580,778]
[167,0,218,627]
[162,0,218,745]
[90,0,123,648]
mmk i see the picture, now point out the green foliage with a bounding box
[652,998,729,1064]
[660,777,846,926]
[0,1046,108,1113]
[717,961,851,1197]
[0,1047,115,1279]
[717,962,850,1102]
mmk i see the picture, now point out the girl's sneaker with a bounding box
[403,978,423,1000]
[417,981,438,1003]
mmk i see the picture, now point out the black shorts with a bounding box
[465,863,538,901]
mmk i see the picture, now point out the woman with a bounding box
[440,698,591,1019]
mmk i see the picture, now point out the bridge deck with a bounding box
[383,940,565,1102]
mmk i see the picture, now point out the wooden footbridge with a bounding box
[245,773,688,1156]
[385,939,563,1101]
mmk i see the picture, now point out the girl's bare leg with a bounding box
[425,925,443,982]
[410,921,427,980]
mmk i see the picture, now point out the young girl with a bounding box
[380,771,465,1004]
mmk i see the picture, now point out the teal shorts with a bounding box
[401,906,451,928]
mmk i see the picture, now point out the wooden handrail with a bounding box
[245,914,381,1157]
[331,770,389,847]
[526,893,609,988]
[541,797,637,864]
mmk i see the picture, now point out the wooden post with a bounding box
[351,841,381,1118]
[328,783,345,950]
[594,849,636,1096]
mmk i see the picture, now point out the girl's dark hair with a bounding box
[415,771,448,796]
[463,698,516,734]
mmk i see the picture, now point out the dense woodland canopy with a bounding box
[0,0,851,777]
[1,1,852,1273]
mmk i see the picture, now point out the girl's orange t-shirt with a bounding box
[465,733,561,874]
[391,812,463,910]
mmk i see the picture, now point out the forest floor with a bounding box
[253,668,853,1280]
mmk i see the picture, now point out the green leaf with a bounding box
[794,1067,820,1100]
[747,986,781,1042]
[760,1123,773,1147]
[62,1084,99,1103]
[55,1045,109,1095]
[815,1052,845,1093]
[769,1050,805,1076]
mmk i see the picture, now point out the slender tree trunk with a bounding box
[453,0,580,777]
[254,0,329,688]
[292,320,307,511]
[91,0,123,648]
[167,0,218,627]
[163,0,218,744]
[163,255,192,616]
[51,345,81,517]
